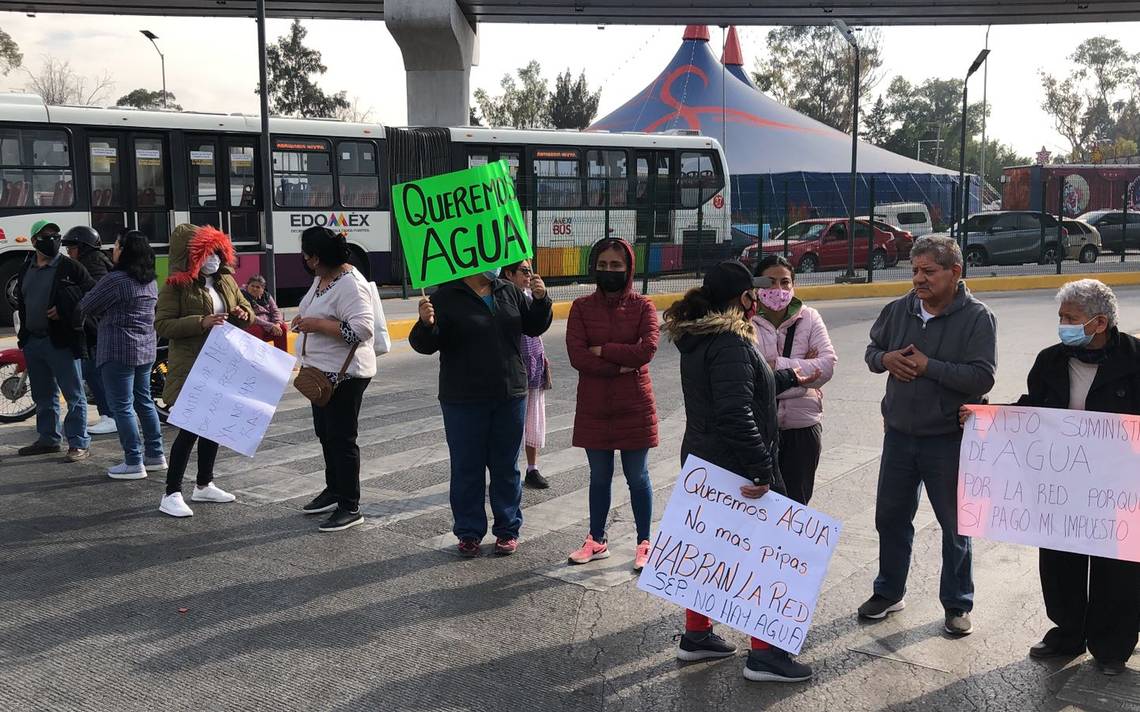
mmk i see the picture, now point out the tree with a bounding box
[751,26,883,133]
[473,60,551,128]
[258,19,349,118]
[24,57,113,106]
[335,95,374,123]
[0,27,22,75]
[1039,36,1140,160]
[862,96,891,145]
[549,69,600,129]
[116,88,182,111]
[468,107,482,126]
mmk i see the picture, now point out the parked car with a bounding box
[1060,218,1100,263]
[858,215,914,260]
[1076,210,1140,254]
[953,211,1067,267]
[741,218,898,274]
[876,202,933,238]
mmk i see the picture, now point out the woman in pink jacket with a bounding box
[751,254,838,505]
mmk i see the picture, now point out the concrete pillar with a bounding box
[386,0,477,127]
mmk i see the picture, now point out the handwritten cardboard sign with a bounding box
[959,405,1140,563]
[391,160,532,289]
[637,455,842,654]
[168,323,296,457]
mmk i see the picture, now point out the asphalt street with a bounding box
[1,285,1138,711]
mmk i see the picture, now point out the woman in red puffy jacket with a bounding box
[565,237,659,572]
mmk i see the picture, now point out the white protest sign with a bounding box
[168,322,296,457]
[637,455,841,654]
[959,405,1140,563]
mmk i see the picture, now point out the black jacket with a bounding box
[16,254,95,358]
[409,278,553,402]
[76,246,112,347]
[668,311,798,489]
[1015,328,1140,415]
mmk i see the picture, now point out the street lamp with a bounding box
[833,19,859,281]
[956,48,989,257]
[139,30,167,109]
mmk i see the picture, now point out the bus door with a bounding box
[635,150,673,243]
[464,143,526,235]
[185,133,260,251]
[87,132,172,249]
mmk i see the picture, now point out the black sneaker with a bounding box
[944,609,973,636]
[1028,639,1085,659]
[744,648,813,682]
[676,629,738,661]
[18,442,61,456]
[858,594,906,620]
[319,508,363,532]
[524,469,550,489]
[1096,659,1128,676]
[302,490,339,515]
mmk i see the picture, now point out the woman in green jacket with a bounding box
[155,224,252,518]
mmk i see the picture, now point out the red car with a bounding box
[740,219,899,273]
[859,216,915,260]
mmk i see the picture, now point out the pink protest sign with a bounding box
[959,405,1140,563]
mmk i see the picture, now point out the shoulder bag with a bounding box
[294,334,360,407]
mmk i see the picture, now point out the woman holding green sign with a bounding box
[410,266,553,558]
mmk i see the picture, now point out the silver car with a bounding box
[955,211,1065,267]
[1060,218,1100,263]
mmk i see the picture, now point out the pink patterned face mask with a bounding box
[758,287,794,312]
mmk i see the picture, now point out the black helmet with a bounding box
[61,225,101,249]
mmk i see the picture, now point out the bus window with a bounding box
[89,136,122,208]
[533,149,580,209]
[134,138,167,208]
[228,143,256,207]
[586,150,628,208]
[467,151,490,168]
[0,128,73,208]
[188,141,218,208]
[679,151,723,209]
[337,140,379,209]
[273,139,333,208]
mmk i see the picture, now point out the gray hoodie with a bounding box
[865,282,997,436]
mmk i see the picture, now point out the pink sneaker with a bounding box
[568,534,610,565]
[634,539,651,572]
[494,537,518,556]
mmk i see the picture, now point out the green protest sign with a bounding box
[392,160,532,289]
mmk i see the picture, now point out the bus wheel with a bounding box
[0,258,21,327]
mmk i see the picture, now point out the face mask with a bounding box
[595,269,626,294]
[200,253,221,276]
[1058,318,1095,347]
[742,293,758,321]
[34,234,60,258]
[758,287,794,312]
[301,255,316,277]
[482,270,500,282]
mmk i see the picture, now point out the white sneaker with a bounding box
[192,483,236,503]
[160,492,193,517]
[88,416,118,435]
[107,462,147,480]
[144,456,168,472]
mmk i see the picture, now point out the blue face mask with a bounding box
[1058,318,1095,347]
[482,270,499,282]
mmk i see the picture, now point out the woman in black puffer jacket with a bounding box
[662,259,819,685]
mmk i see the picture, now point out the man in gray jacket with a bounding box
[860,235,997,637]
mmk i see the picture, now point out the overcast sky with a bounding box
[2,12,1139,161]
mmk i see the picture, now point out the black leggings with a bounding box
[165,428,220,495]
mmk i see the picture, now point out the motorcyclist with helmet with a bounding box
[61,225,116,435]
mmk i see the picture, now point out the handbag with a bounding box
[294,334,360,407]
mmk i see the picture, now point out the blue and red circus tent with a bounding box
[589,25,978,233]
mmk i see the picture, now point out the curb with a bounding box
[373,270,1140,348]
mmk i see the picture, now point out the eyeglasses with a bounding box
[517,267,533,275]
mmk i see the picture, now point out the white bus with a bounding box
[0,94,730,323]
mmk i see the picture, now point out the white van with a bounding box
[875,203,933,237]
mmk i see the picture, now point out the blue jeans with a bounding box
[101,360,164,466]
[585,448,653,542]
[440,397,526,541]
[874,428,973,612]
[23,336,89,449]
[81,357,109,417]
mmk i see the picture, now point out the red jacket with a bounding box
[566,239,659,451]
